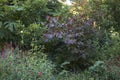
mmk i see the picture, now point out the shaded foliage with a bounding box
[44,15,97,71]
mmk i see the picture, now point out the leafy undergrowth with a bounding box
[0,49,55,80]
[56,60,120,80]
[0,32,120,80]
[0,50,120,80]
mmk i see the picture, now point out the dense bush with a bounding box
[0,0,63,50]
[0,0,120,79]
[43,0,120,72]
[44,15,97,71]
[89,0,120,32]
[53,60,120,80]
[0,49,55,80]
[95,31,120,61]
[19,23,47,50]
[105,0,120,31]
[88,60,120,80]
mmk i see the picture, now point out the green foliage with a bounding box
[88,60,120,80]
[105,0,120,31]
[94,31,120,61]
[19,23,47,50]
[0,49,55,80]
[0,0,62,49]
[55,71,91,80]
[89,61,108,79]
[0,0,120,79]
[89,0,120,32]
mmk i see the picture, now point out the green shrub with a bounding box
[0,49,55,80]
[89,61,108,80]
[0,0,63,49]
[105,0,120,32]
[88,60,120,80]
[55,72,91,80]
[19,23,47,50]
[95,32,120,61]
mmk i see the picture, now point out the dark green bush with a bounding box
[105,0,120,32]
